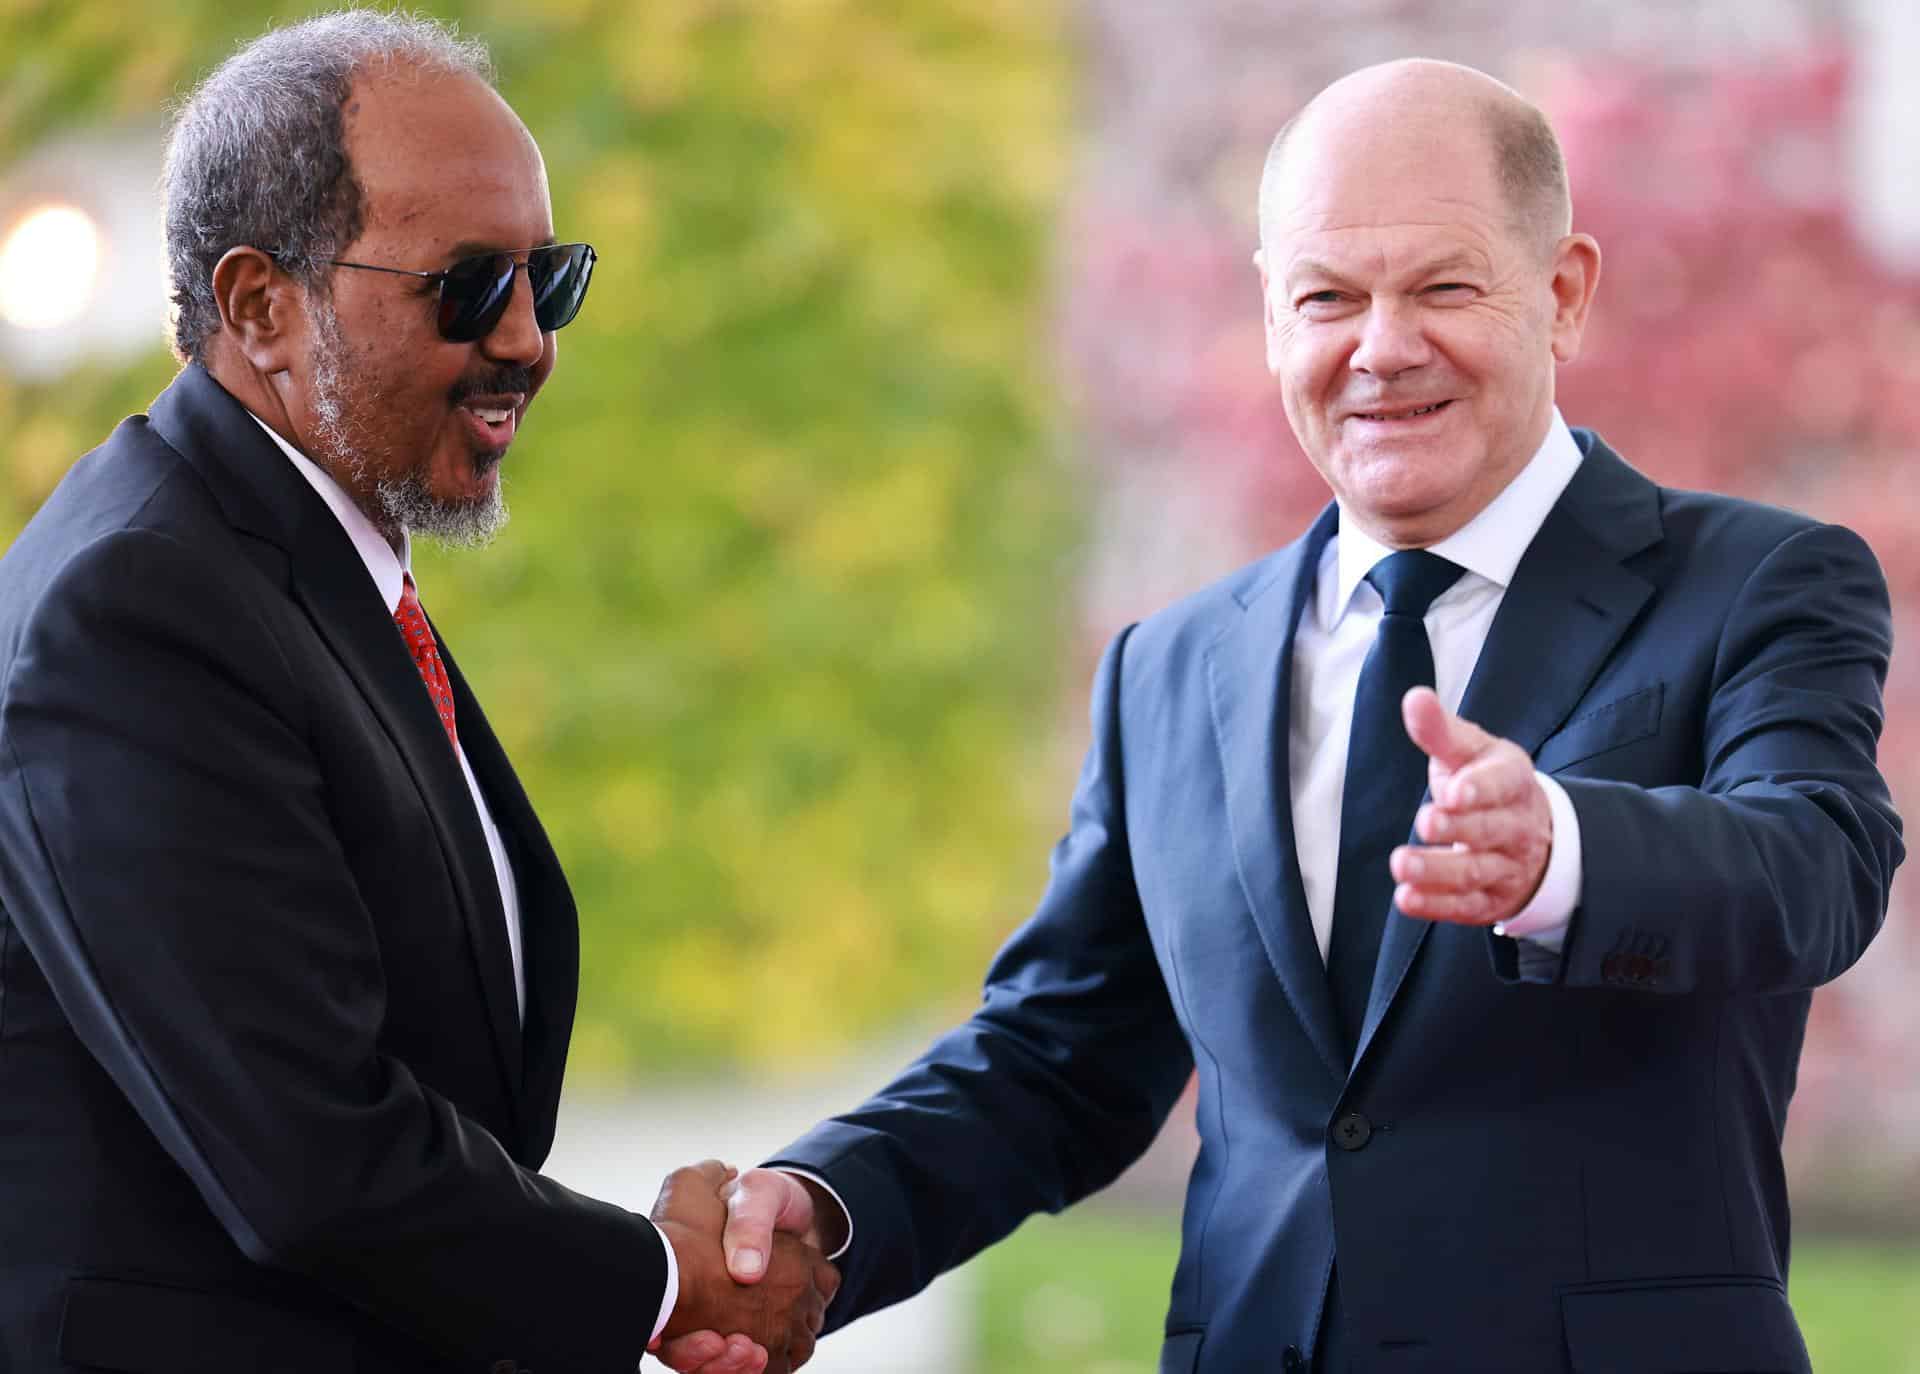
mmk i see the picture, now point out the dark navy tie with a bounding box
[1327,549,1464,1058]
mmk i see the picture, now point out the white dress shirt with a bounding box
[249,416,679,1343]
[1289,410,1587,961]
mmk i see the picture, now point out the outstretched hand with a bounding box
[1389,686,1552,927]
[648,1161,839,1374]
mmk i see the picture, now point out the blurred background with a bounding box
[4,0,1918,1368]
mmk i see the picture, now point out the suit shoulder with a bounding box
[4,415,226,577]
[1651,482,1881,582]
[1122,548,1292,661]
[1656,482,1816,540]
[0,425,248,680]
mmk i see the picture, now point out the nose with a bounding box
[1349,298,1431,378]
[480,262,546,368]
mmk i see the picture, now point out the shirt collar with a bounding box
[247,413,414,616]
[1329,408,1584,622]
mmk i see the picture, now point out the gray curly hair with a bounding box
[161,9,493,363]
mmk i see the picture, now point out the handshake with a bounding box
[649,1161,847,1374]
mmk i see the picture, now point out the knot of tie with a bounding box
[1366,549,1464,618]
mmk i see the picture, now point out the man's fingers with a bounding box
[802,1256,836,1335]
[724,1169,814,1283]
[798,1280,827,1342]
[655,1331,767,1374]
[1391,843,1514,893]
[1393,881,1500,924]
[1402,686,1492,771]
[710,1336,771,1374]
[686,1159,734,1190]
[650,1330,718,1369]
[1433,746,1534,811]
[1414,792,1531,848]
[1413,803,1479,849]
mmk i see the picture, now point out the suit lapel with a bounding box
[150,366,527,1114]
[1207,504,1347,1085]
[441,643,578,1164]
[1353,436,1661,1067]
[289,526,527,1109]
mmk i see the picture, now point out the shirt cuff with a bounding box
[646,1215,680,1344]
[1492,772,1582,953]
[769,1166,854,1261]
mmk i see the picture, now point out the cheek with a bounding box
[1461,308,1550,379]
[1280,340,1344,422]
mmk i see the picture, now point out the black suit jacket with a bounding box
[0,365,663,1373]
[771,433,1903,1373]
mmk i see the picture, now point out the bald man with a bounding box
[668,60,1901,1374]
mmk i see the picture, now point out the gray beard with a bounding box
[308,300,509,550]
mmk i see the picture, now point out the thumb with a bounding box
[1401,686,1489,771]
[724,1168,815,1284]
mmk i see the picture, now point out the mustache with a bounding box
[450,365,535,406]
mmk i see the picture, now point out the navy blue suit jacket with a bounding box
[0,366,664,1373]
[772,432,1903,1373]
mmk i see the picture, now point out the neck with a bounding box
[205,351,410,555]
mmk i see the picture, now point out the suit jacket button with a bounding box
[1282,1345,1307,1373]
[1331,1111,1373,1151]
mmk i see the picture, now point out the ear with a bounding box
[1254,247,1282,376]
[209,246,304,374]
[1546,233,1601,365]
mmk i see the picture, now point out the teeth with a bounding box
[470,407,511,424]
[1359,403,1442,421]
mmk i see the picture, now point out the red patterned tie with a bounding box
[394,574,457,751]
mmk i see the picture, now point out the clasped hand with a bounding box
[649,1162,839,1374]
[1389,686,1552,926]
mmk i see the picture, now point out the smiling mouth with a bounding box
[1352,400,1453,422]
[455,398,522,452]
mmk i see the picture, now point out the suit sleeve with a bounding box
[1534,521,1903,996]
[0,528,661,1373]
[765,626,1194,1328]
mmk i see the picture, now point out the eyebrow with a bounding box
[1286,257,1347,284]
[1411,251,1486,278]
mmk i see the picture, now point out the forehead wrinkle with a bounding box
[1283,186,1509,225]
[1282,223,1496,285]
[1287,213,1500,235]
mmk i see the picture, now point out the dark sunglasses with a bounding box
[326,242,597,342]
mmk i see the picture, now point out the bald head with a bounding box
[1258,60,1571,260]
[1250,58,1603,548]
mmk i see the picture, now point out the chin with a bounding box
[440,448,504,496]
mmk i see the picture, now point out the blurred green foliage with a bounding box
[0,0,1078,1078]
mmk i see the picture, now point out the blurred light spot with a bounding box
[0,205,103,330]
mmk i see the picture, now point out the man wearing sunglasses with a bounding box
[0,12,831,1374]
